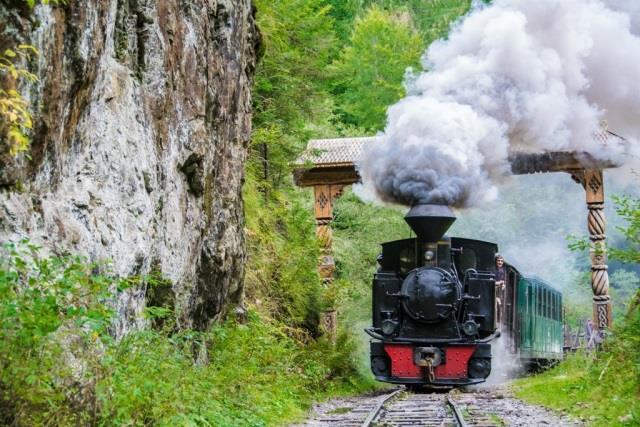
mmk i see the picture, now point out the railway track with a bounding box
[365,389,462,426]
[301,387,581,426]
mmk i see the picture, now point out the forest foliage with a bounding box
[3,0,638,425]
[245,0,472,332]
[0,243,364,425]
[1,0,473,425]
[330,6,422,130]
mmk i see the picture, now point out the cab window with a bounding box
[459,248,478,272]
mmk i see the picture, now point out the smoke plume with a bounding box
[359,0,640,207]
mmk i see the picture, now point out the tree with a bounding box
[610,195,640,264]
[322,0,366,42]
[610,269,640,320]
[363,0,471,44]
[251,0,337,189]
[331,6,423,131]
[323,0,472,45]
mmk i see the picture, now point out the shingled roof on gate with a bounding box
[295,136,378,167]
[293,127,624,186]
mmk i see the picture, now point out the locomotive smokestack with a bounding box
[405,204,456,242]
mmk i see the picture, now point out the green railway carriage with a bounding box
[501,267,564,365]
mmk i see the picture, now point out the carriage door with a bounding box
[505,268,517,351]
[519,279,533,350]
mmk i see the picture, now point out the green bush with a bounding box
[0,241,114,425]
[0,243,371,426]
[515,292,640,426]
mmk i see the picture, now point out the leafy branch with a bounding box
[0,45,38,156]
[610,195,640,263]
[567,196,640,263]
[0,1,64,156]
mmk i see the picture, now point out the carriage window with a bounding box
[539,287,544,316]
[459,248,478,272]
[558,294,562,320]
[545,289,549,318]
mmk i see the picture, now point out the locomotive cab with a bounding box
[368,204,500,386]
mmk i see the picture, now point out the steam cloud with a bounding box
[359,0,640,207]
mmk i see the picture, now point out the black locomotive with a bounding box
[367,204,563,387]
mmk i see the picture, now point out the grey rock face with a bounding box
[0,0,259,333]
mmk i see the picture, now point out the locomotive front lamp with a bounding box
[424,250,435,261]
[381,319,399,336]
[462,320,479,337]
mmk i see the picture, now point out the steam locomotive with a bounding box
[367,204,563,386]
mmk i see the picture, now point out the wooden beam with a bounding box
[294,151,619,188]
[509,151,619,175]
[293,166,360,187]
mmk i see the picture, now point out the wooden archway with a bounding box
[293,132,621,334]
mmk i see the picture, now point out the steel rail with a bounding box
[446,393,468,427]
[361,388,403,427]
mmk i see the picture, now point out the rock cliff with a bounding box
[0,0,260,332]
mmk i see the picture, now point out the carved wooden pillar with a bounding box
[313,184,344,341]
[314,184,344,279]
[576,170,612,333]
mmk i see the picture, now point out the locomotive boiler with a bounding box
[367,204,564,386]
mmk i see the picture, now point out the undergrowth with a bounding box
[243,177,324,330]
[0,242,372,426]
[514,292,640,427]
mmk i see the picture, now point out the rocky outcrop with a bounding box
[0,0,260,332]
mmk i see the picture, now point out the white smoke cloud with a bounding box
[603,0,640,34]
[360,0,640,207]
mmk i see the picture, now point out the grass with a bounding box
[97,313,373,426]
[487,413,506,426]
[328,407,353,414]
[0,230,376,426]
[514,296,640,426]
